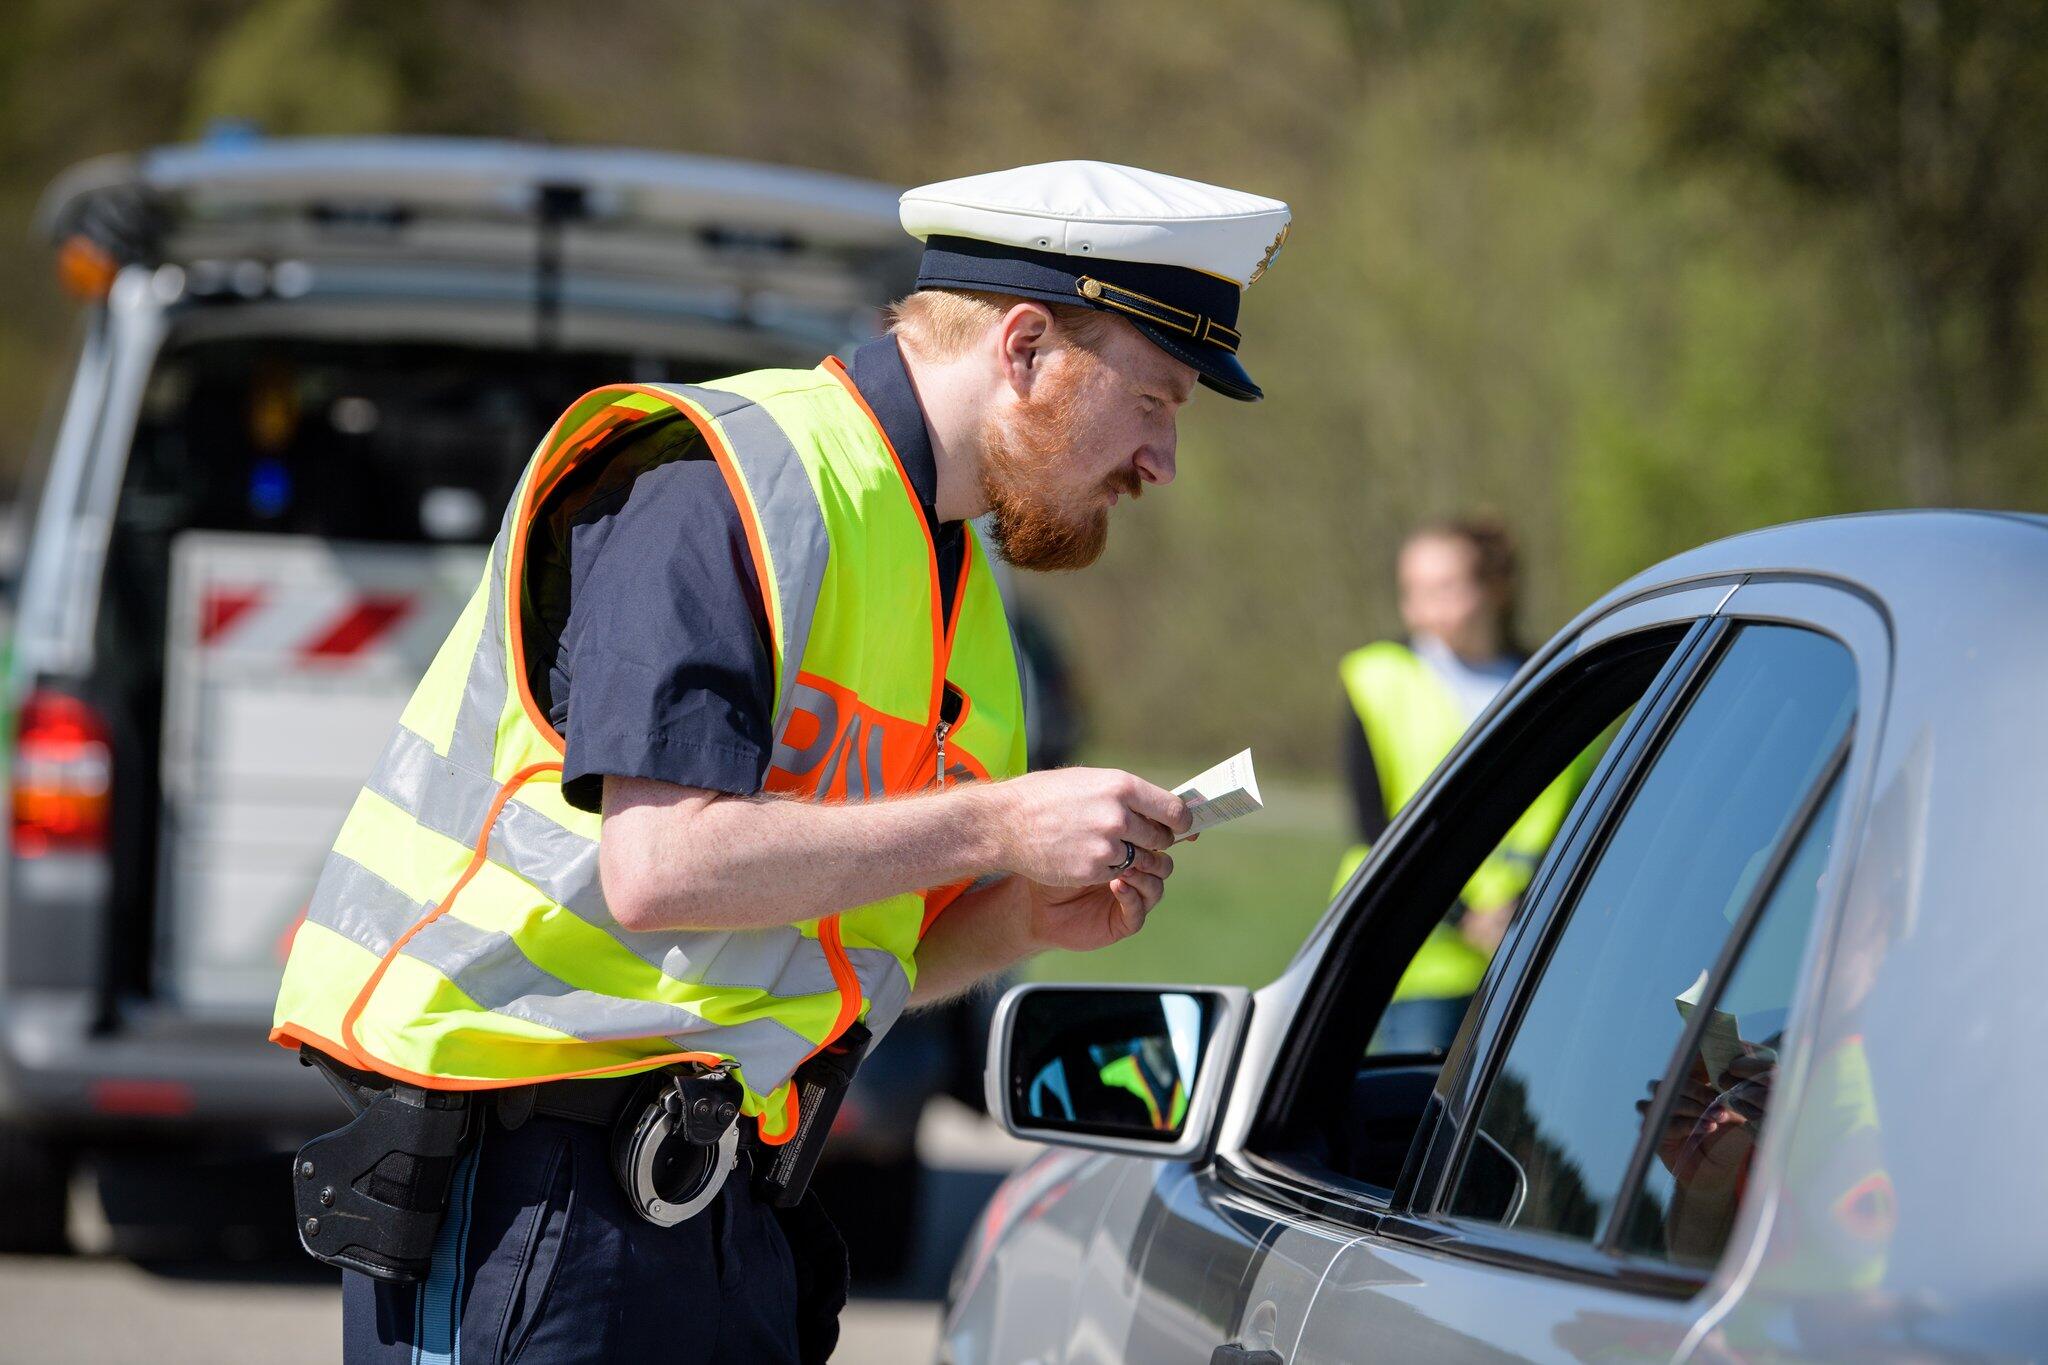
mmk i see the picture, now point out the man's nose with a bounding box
[1135,437,1177,487]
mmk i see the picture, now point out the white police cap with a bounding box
[900,161,1291,401]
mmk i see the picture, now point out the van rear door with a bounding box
[158,532,481,1013]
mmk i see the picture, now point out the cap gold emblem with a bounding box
[1248,223,1290,286]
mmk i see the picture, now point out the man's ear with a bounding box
[993,302,1055,399]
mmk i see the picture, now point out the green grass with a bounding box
[1024,758,1351,989]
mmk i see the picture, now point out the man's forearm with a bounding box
[601,775,1012,933]
[906,875,1041,1007]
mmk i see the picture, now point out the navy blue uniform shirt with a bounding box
[536,336,965,813]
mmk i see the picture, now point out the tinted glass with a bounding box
[1366,709,1633,1061]
[1009,989,1214,1141]
[95,335,722,728]
[1617,776,1844,1267]
[123,337,704,547]
[1448,625,1855,1245]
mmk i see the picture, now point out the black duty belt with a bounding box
[299,1047,759,1141]
[498,1072,663,1131]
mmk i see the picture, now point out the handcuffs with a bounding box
[611,1021,871,1224]
[611,1066,744,1226]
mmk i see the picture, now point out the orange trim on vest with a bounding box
[816,915,863,1043]
[268,1021,368,1070]
[505,389,777,755]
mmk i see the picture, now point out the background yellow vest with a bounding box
[272,361,1027,1137]
[1335,640,1591,1000]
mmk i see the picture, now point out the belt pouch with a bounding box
[293,1082,473,1282]
[757,1022,871,1209]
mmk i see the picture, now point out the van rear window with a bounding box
[119,337,715,545]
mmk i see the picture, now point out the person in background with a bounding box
[1335,517,1592,1038]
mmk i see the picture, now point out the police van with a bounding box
[3,136,1015,1268]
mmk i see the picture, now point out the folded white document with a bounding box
[1173,748,1264,838]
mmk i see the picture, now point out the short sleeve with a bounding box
[547,455,775,813]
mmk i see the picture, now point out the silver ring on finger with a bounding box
[1111,839,1137,873]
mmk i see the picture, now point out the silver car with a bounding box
[950,512,2048,1364]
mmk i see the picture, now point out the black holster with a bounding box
[292,1048,474,1283]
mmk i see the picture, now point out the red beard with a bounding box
[979,354,1138,572]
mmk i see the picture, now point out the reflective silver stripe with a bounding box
[847,946,910,1036]
[446,503,516,772]
[686,928,856,999]
[301,851,819,1084]
[366,724,499,852]
[773,694,888,805]
[304,849,414,956]
[771,681,837,777]
[355,725,855,998]
[402,915,817,1085]
[845,944,911,1050]
[663,385,830,742]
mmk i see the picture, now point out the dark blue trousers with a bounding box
[342,1114,834,1364]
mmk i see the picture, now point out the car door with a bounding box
[1222,587,1881,1364]
[1125,585,1728,1365]
[1055,1155,1357,1365]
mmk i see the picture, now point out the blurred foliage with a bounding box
[2,0,2045,774]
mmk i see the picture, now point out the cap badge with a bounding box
[1248,223,1290,286]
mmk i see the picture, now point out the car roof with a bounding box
[1599,507,2048,611]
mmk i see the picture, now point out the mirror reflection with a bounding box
[1010,989,1211,1140]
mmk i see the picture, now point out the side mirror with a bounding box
[986,982,1250,1161]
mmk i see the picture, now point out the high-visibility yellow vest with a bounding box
[271,359,1027,1139]
[1334,640,1590,1000]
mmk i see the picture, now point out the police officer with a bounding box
[271,161,1291,1363]
[1335,517,1593,1042]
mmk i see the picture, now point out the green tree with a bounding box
[1655,0,2048,502]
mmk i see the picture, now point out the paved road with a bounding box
[0,1101,1036,1364]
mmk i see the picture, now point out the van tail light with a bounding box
[12,691,113,857]
[56,234,120,301]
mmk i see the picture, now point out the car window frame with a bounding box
[1217,580,1742,1227]
[1380,577,1892,1297]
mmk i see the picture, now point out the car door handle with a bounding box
[1211,1347,1284,1365]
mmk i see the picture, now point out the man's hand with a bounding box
[1639,1051,1775,1191]
[1023,847,1177,953]
[908,848,1181,1006]
[991,768,1192,885]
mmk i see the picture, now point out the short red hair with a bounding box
[887,288,1116,360]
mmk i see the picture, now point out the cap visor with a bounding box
[1129,319,1263,402]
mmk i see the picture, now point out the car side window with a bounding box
[1251,625,1692,1198]
[1446,625,1854,1254]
